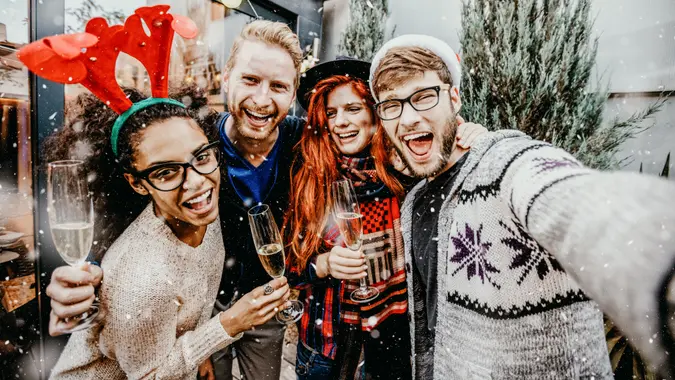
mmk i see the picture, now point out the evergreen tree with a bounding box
[459,0,665,170]
[338,0,390,61]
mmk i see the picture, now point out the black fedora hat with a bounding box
[296,56,371,112]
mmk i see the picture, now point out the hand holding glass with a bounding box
[332,179,379,303]
[248,204,304,323]
[47,160,100,332]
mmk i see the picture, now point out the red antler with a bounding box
[17,32,98,87]
[119,5,198,98]
[79,19,130,114]
[17,20,131,113]
[17,4,197,114]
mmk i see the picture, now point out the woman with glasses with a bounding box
[284,58,485,380]
[43,86,291,379]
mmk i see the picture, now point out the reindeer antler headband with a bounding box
[17,5,198,156]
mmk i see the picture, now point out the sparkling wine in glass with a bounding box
[257,242,285,278]
[332,179,379,303]
[248,204,304,323]
[47,160,100,332]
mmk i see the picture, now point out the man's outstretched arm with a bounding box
[501,137,675,378]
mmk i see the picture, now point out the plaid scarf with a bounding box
[338,155,379,189]
[326,155,408,330]
[328,154,408,379]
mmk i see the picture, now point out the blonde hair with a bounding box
[372,46,453,98]
[225,20,303,86]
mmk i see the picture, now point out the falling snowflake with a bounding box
[70,140,93,160]
[181,96,193,107]
[72,121,84,133]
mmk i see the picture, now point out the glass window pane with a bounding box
[0,0,39,377]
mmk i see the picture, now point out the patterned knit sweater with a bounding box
[402,130,675,379]
[50,205,241,379]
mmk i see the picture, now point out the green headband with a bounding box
[111,98,187,156]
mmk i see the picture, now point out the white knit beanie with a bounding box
[369,34,461,102]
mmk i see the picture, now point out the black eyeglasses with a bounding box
[130,141,221,192]
[375,84,451,121]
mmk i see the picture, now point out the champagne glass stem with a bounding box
[357,247,368,290]
[359,276,368,291]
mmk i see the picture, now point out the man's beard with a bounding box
[231,113,277,141]
[395,116,458,179]
[229,94,281,141]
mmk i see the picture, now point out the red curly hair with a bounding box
[283,75,404,272]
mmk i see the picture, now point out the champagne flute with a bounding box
[332,179,379,303]
[247,204,304,323]
[47,160,100,332]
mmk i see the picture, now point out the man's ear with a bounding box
[123,173,149,196]
[450,86,462,114]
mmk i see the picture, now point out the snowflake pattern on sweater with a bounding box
[450,223,500,288]
[500,218,565,285]
[442,170,589,320]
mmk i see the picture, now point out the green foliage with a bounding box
[338,0,390,61]
[605,316,660,379]
[459,0,664,170]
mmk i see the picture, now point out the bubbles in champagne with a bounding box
[335,212,363,250]
[50,222,94,265]
[258,243,285,278]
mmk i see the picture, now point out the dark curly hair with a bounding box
[42,85,220,261]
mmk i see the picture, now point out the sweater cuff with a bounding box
[185,313,242,366]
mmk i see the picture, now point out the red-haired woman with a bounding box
[284,57,486,380]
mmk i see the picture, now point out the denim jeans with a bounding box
[295,342,337,380]
[296,313,411,380]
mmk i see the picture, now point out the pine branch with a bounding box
[460,0,666,170]
[338,0,390,61]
